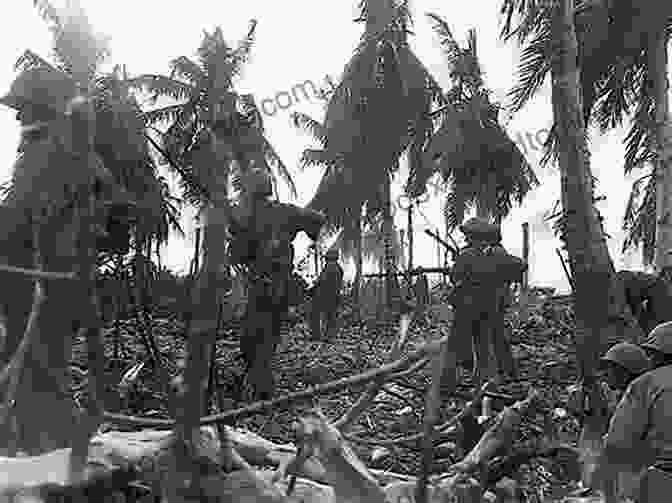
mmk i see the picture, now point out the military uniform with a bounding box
[230,174,325,399]
[594,323,672,502]
[448,218,526,387]
[310,249,344,341]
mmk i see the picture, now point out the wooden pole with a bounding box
[407,203,414,273]
[519,223,530,321]
[522,223,530,290]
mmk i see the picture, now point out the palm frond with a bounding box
[298,149,337,171]
[291,112,327,146]
[230,19,257,80]
[168,56,205,87]
[622,171,656,264]
[507,19,552,113]
[239,94,264,131]
[127,74,195,103]
[14,49,59,73]
[33,0,61,27]
[262,137,297,198]
[142,104,192,128]
[426,13,461,69]
[40,0,109,84]
[499,0,552,43]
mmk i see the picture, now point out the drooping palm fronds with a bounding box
[424,13,538,230]
[325,0,445,222]
[500,0,672,257]
[623,172,656,265]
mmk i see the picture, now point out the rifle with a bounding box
[361,267,452,278]
[424,229,459,260]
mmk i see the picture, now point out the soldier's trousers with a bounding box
[309,298,339,341]
[241,279,288,400]
[450,293,514,387]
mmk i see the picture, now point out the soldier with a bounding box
[449,217,526,388]
[309,249,344,341]
[229,168,326,400]
[600,342,651,394]
[484,229,526,380]
[592,322,672,502]
[450,218,527,386]
[413,267,430,310]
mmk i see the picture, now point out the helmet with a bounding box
[325,249,339,260]
[246,168,273,198]
[459,217,500,242]
[0,67,76,115]
[600,342,651,375]
[642,321,672,355]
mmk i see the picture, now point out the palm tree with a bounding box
[417,15,538,230]
[128,23,295,208]
[292,111,367,305]
[569,1,672,271]
[324,0,444,307]
[128,22,302,440]
[499,0,647,450]
[0,0,181,459]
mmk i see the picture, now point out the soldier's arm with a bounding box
[601,376,656,468]
[296,206,326,242]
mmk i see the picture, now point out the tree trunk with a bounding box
[549,1,643,458]
[381,175,397,308]
[353,215,363,319]
[178,139,233,447]
[407,203,413,273]
[651,31,672,273]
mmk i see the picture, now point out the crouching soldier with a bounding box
[310,249,344,341]
[592,322,672,502]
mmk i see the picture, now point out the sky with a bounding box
[0,0,667,294]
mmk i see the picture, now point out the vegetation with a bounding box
[0,0,670,501]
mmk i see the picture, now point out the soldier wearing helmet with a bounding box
[309,248,344,341]
[592,322,672,501]
[229,168,326,400]
[445,217,526,390]
[600,342,651,392]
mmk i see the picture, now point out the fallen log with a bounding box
[102,336,445,428]
[432,388,541,500]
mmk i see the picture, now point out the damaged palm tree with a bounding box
[417,14,538,230]
[0,0,109,480]
[324,0,445,309]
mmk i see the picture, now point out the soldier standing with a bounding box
[309,249,344,341]
[229,168,326,400]
[484,229,526,380]
[448,218,526,389]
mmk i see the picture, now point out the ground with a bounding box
[69,286,587,502]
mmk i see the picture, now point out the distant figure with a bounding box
[310,249,344,341]
[413,267,430,309]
